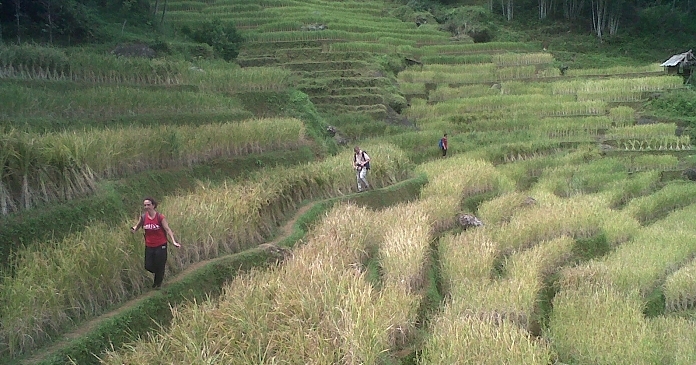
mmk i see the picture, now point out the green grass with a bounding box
[644,89,696,141]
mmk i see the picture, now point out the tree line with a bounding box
[0,0,152,45]
[401,0,696,41]
[0,0,694,47]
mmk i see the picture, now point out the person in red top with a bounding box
[131,197,181,289]
[440,133,448,157]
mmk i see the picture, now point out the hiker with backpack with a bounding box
[130,197,181,289]
[352,146,371,192]
[439,133,448,157]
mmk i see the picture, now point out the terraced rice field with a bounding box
[2,0,696,364]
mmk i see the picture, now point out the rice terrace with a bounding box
[1,0,696,364]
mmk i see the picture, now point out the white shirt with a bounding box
[354,150,370,166]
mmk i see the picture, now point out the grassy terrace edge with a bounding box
[15,175,428,365]
[0,147,317,270]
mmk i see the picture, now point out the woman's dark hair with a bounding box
[144,197,158,208]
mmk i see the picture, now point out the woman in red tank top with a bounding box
[131,197,181,289]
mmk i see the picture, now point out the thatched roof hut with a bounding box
[660,50,695,75]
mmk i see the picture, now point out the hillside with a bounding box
[2,0,696,364]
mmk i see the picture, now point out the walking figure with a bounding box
[131,197,181,289]
[352,146,371,192]
[439,133,448,157]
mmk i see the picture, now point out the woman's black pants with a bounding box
[145,244,168,288]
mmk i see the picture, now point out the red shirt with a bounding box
[143,212,167,247]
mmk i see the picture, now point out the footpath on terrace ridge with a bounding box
[20,177,426,365]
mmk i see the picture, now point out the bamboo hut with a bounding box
[660,50,695,83]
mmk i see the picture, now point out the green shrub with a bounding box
[645,89,696,118]
[284,90,336,154]
[634,5,696,38]
[438,6,496,42]
[375,54,406,76]
[148,39,173,56]
[385,92,408,113]
[181,20,243,62]
[187,43,215,60]
[388,5,416,23]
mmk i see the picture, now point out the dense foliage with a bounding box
[0,0,151,44]
[396,0,696,46]
[647,89,696,117]
[0,0,693,66]
[181,20,243,62]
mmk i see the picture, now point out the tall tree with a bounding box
[501,0,513,20]
[539,0,554,19]
[591,0,621,38]
[591,0,607,38]
[608,10,619,35]
[38,0,57,44]
[10,0,19,43]
[563,0,585,19]
[0,1,3,44]
[160,0,167,25]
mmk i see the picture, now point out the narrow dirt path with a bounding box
[22,203,316,365]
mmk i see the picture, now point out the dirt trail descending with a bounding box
[22,203,316,365]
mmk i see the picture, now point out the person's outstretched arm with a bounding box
[131,216,143,233]
[161,217,181,247]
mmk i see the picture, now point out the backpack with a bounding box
[140,212,163,226]
[439,138,444,149]
[355,151,370,170]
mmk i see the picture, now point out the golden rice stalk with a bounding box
[103,202,394,364]
[417,155,514,219]
[420,310,553,364]
[2,143,411,355]
[650,316,696,364]
[439,229,498,291]
[605,123,677,140]
[492,52,554,67]
[446,236,572,334]
[377,203,431,293]
[548,284,657,365]
[663,258,696,312]
[492,195,607,253]
[608,106,636,126]
[193,66,296,93]
[0,223,144,356]
[477,191,536,225]
[624,181,696,224]
[506,236,574,280]
[588,204,696,297]
[564,64,663,76]
[100,269,281,364]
